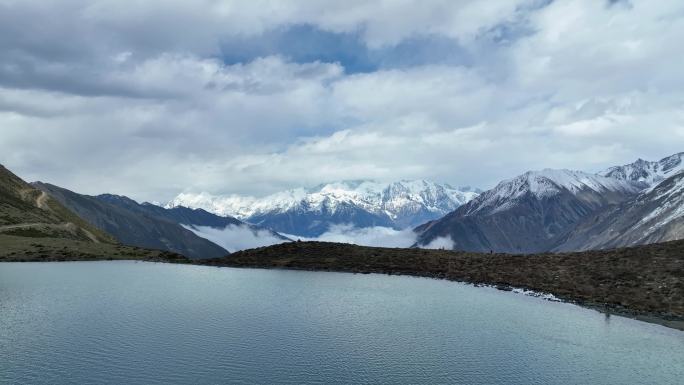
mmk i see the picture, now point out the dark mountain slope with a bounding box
[555,170,684,251]
[136,203,290,242]
[139,204,244,227]
[33,182,229,259]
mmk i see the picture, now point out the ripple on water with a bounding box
[0,261,683,385]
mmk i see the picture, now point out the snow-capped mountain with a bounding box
[415,169,644,253]
[463,169,645,216]
[167,180,480,237]
[599,152,684,187]
[556,170,684,251]
[166,152,684,251]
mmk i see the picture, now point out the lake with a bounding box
[1,261,682,384]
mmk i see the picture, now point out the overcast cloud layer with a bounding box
[2,0,683,202]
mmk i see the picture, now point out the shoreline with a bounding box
[193,261,684,332]
[2,257,683,331]
[2,238,683,332]
[195,241,684,332]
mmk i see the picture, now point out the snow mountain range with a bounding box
[414,169,644,253]
[167,180,480,237]
[165,152,684,253]
[599,152,684,186]
[460,169,645,217]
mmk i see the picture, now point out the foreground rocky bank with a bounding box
[0,235,190,264]
[196,241,684,330]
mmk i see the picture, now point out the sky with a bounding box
[1,0,684,202]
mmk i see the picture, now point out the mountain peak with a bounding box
[599,152,684,186]
[463,169,643,217]
[167,179,480,236]
[415,168,643,253]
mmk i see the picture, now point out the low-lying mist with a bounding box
[183,224,286,253]
[185,223,456,253]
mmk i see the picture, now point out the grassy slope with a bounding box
[0,165,115,242]
[0,165,189,263]
[198,241,684,328]
[0,168,58,226]
[0,235,189,263]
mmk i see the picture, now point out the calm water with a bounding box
[1,262,683,385]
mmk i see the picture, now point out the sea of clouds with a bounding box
[185,223,455,252]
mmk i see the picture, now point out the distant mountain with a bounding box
[599,152,684,186]
[0,165,114,243]
[555,170,684,251]
[137,202,291,243]
[414,169,644,253]
[167,180,480,237]
[33,182,231,259]
[96,193,246,228]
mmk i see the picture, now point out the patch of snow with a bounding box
[510,288,563,302]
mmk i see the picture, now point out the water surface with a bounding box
[1,261,682,384]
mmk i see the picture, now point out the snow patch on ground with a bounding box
[510,288,563,302]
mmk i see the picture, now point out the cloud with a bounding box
[294,224,418,248]
[1,0,684,203]
[182,224,287,253]
[288,224,455,250]
[183,222,421,251]
[422,236,456,250]
[0,1,536,55]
